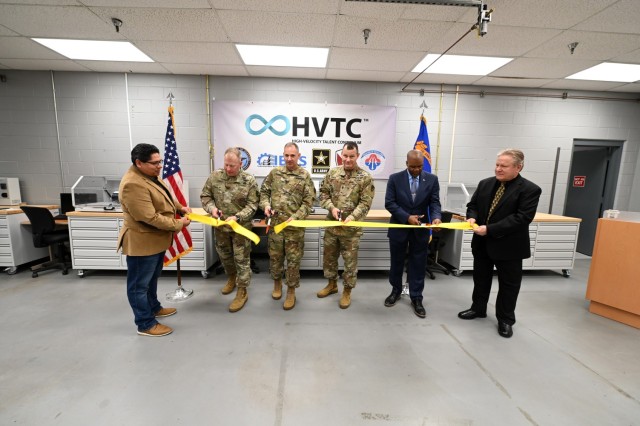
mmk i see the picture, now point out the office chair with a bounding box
[20,206,71,277]
[426,211,453,279]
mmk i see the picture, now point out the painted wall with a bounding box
[1,70,639,214]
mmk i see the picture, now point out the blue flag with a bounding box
[413,115,432,173]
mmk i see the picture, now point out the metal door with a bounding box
[564,141,622,255]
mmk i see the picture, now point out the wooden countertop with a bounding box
[0,205,59,215]
[452,212,581,223]
[67,208,392,220]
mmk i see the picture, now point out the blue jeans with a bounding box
[126,252,165,331]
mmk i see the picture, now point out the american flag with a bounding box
[162,105,193,266]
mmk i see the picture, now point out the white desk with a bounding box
[1,205,59,274]
[67,208,216,278]
[439,212,582,277]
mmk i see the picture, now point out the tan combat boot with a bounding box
[229,287,248,313]
[221,274,237,295]
[283,287,296,310]
[317,279,338,298]
[272,279,282,300]
[339,287,352,309]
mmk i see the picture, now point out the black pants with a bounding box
[471,251,523,325]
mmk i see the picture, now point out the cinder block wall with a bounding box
[1,70,639,213]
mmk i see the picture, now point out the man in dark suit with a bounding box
[384,150,441,318]
[458,148,541,338]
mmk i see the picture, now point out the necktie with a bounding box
[410,177,418,201]
[488,182,505,219]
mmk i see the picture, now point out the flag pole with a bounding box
[164,92,194,302]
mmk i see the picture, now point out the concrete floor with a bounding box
[1,255,639,426]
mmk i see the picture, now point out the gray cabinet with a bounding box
[68,212,215,277]
[439,213,581,277]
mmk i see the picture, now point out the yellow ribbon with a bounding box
[188,213,261,245]
[274,219,474,234]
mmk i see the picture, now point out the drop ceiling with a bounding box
[1,0,639,93]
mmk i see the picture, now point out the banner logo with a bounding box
[245,114,290,136]
[257,153,307,167]
[312,149,331,174]
[361,150,385,171]
[238,147,252,170]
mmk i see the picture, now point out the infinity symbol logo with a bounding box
[245,114,291,136]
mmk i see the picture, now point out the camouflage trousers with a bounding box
[214,228,252,288]
[268,227,305,288]
[322,228,361,288]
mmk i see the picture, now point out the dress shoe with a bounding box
[155,307,177,318]
[457,308,487,320]
[384,291,401,307]
[411,299,426,318]
[498,321,513,338]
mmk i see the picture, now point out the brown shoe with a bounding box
[283,287,296,310]
[339,287,352,309]
[272,279,282,300]
[229,287,248,312]
[137,323,173,337]
[221,274,237,295]
[155,307,177,318]
[317,280,338,298]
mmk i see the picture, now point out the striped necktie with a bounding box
[488,182,505,219]
[410,177,418,201]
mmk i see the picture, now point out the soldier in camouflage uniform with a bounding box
[317,142,375,309]
[259,142,316,310]
[200,147,259,313]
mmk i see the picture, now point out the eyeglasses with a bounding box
[145,160,163,166]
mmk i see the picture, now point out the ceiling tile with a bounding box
[487,0,619,29]
[218,10,336,46]
[0,25,18,36]
[0,4,119,39]
[429,23,561,57]
[404,73,480,85]
[78,60,169,73]
[211,0,339,14]
[246,66,327,79]
[0,37,66,60]
[135,41,242,65]
[329,48,424,72]
[82,0,210,7]
[525,30,640,60]
[474,76,555,88]
[162,63,248,76]
[327,68,404,82]
[90,7,228,42]
[493,57,600,79]
[541,79,625,91]
[334,15,455,51]
[573,0,640,34]
[0,58,91,71]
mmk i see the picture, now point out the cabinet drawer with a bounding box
[164,258,205,268]
[536,233,578,242]
[301,258,320,267]
[536,242,575,250]
[533,259,574,268]
[70,219,118,229]
[0,246,12,255]
[71,229,119,239]
[359,241,389,250]
[534,251,573,259]
[537,224,578,234]
[75,258,122,267]
[304,241,319,250]
[73,239,118,249]
[73,249,120,259]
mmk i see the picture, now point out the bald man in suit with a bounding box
[384,150,441,318]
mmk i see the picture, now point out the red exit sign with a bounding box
[573,176,586,187]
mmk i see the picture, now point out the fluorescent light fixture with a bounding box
[566,63,640,83]
[237,44,328,68]
[412,54,512,75]
[32,38,153,62]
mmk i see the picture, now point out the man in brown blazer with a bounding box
[118,143,191,337]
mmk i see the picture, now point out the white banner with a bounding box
[212,101,396,178]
